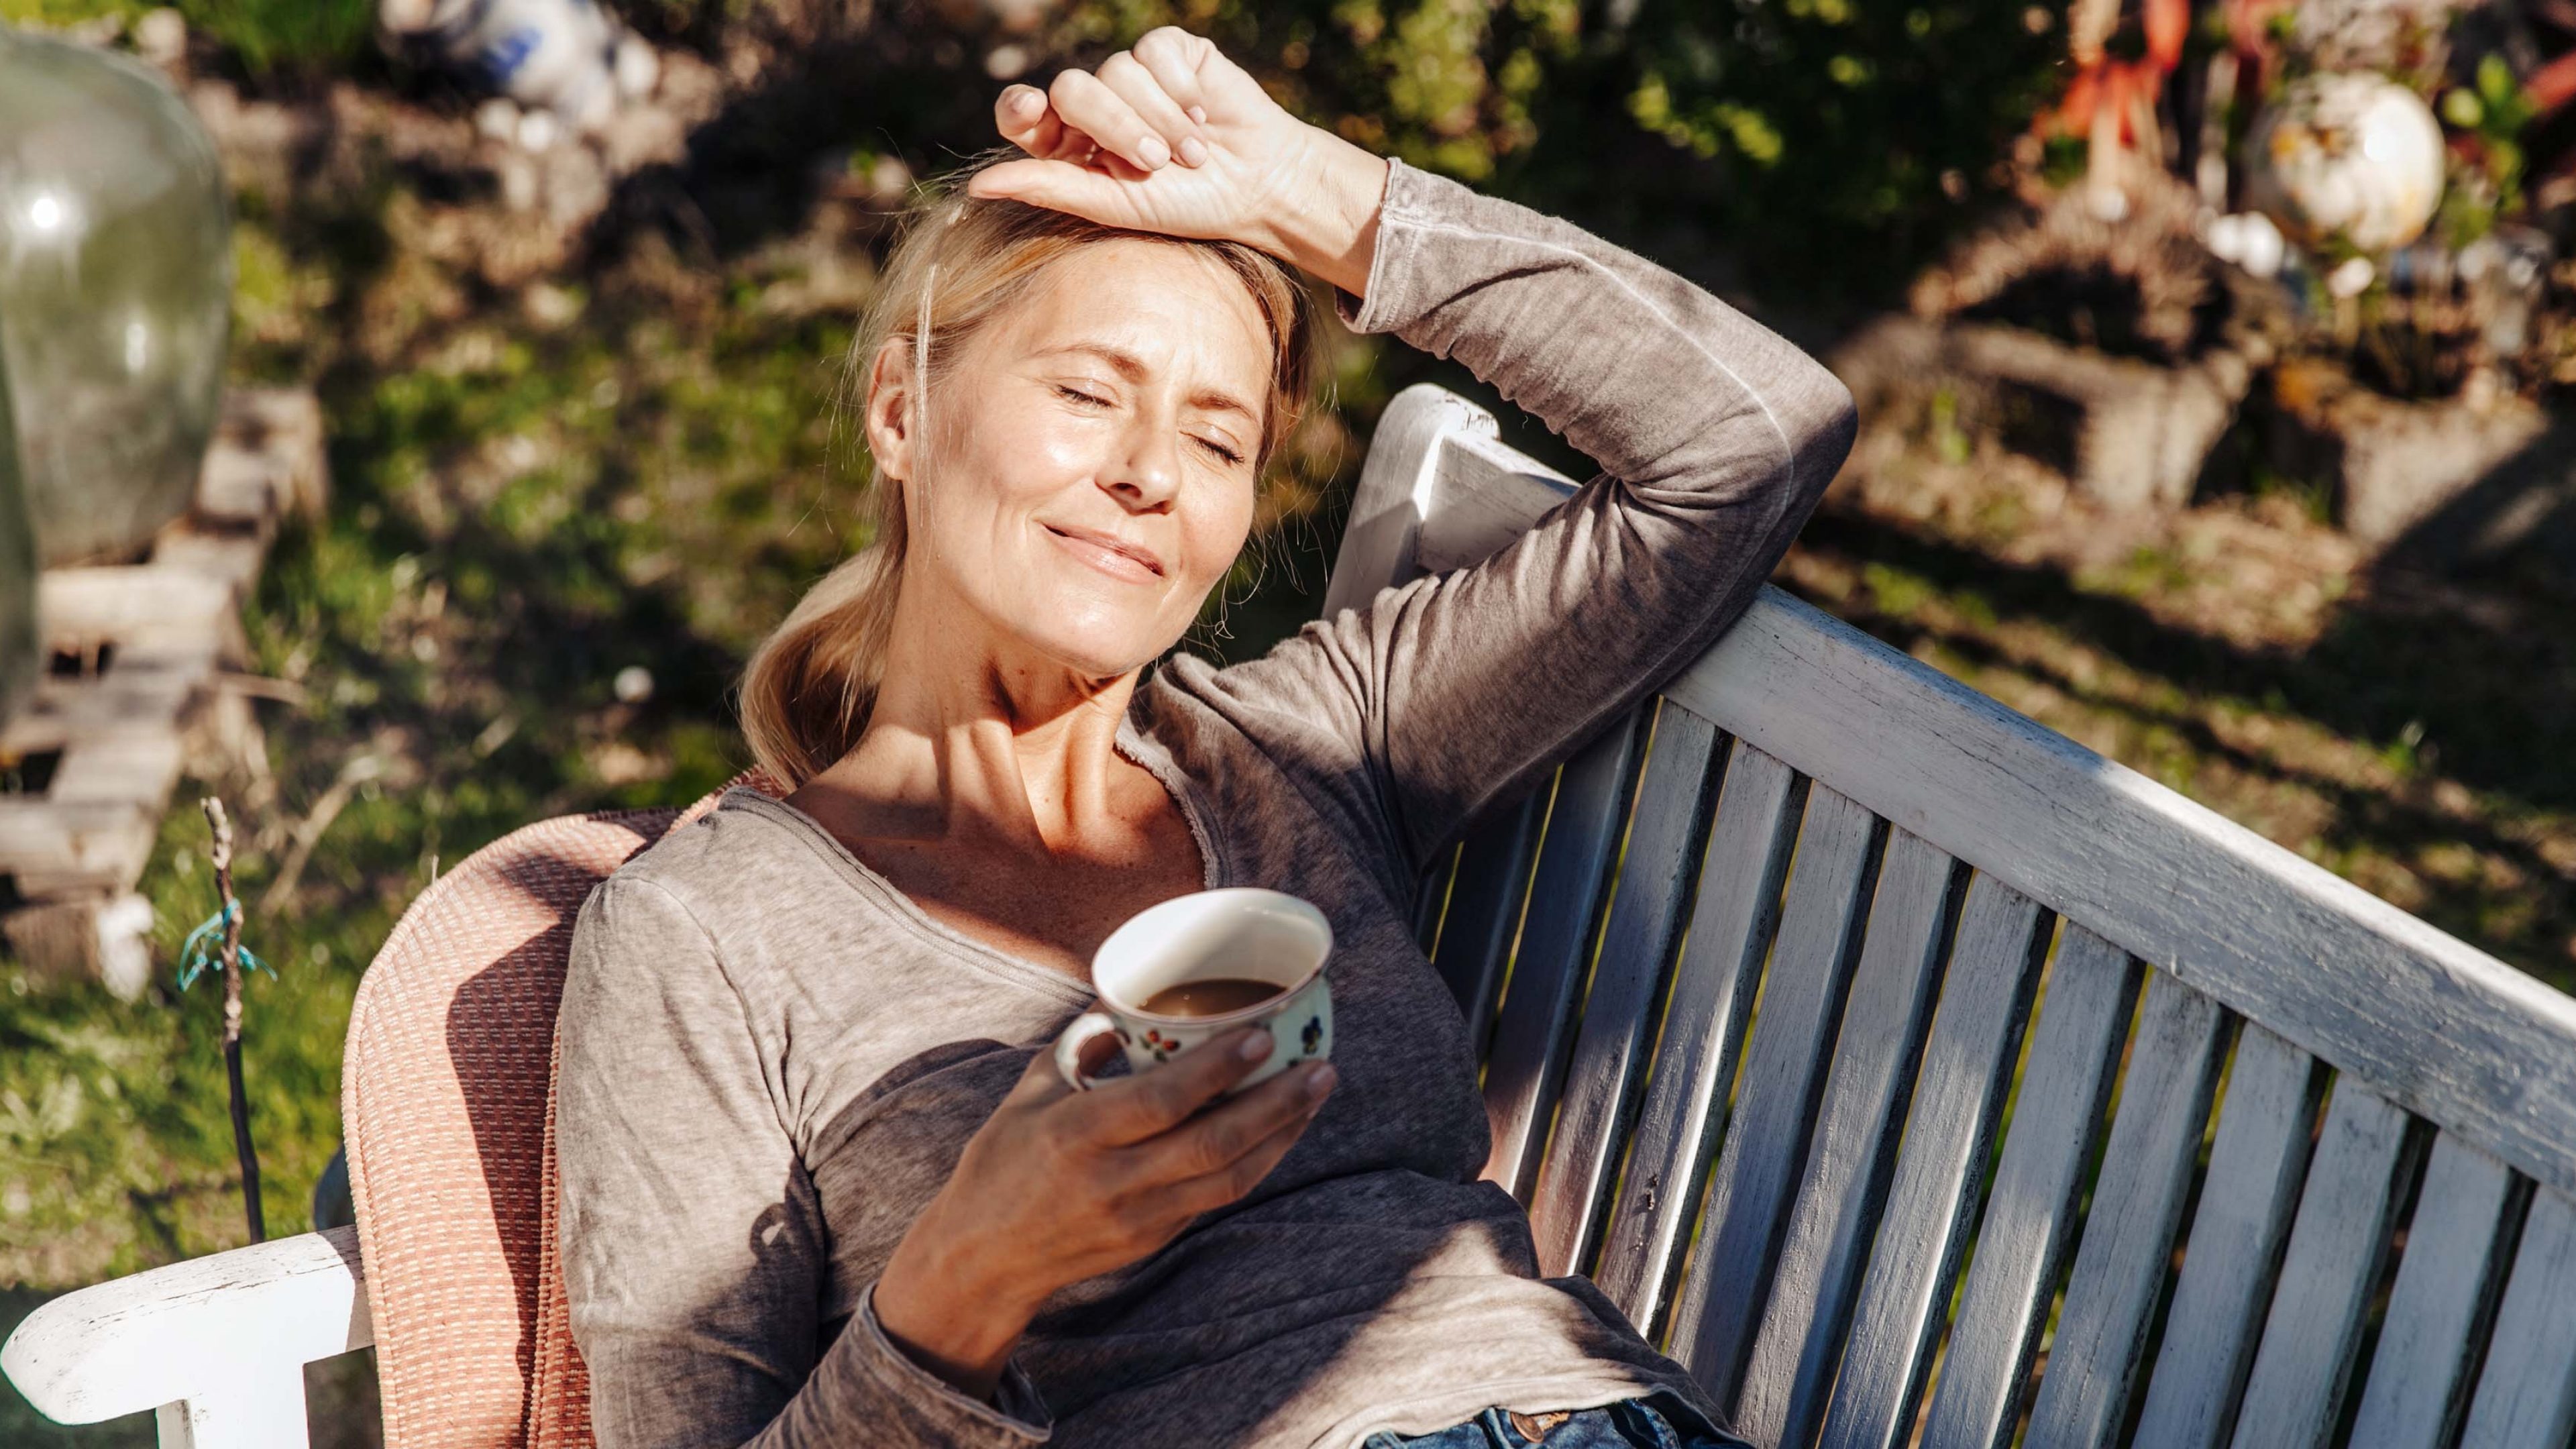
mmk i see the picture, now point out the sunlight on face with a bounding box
[901,239,1273,680]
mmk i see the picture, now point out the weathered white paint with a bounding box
[2024,973,2230,1449]
[1916,926,2139,1449]
[2131,1023,2324,1449]
[1820,874,2051,1449]
[1321,382,1501,619]
[0,1226,369,1447]
[2348,1132,2520,1449]
[1480,708,1646,1201]
[1724,831,1960,1449]
[2458,1187,2576,1449]
[1665,784,1880,1387]
[2228,1081,2422,1449]
[1590,744,1803,1332]
[1529,708,1725,1280]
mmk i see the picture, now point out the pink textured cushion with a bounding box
[345,773,781,1449]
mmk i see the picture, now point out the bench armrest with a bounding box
[1,1226,371,1449]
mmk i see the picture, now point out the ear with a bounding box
[861,336,919,491]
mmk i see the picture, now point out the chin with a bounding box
[1013,605,1184,683]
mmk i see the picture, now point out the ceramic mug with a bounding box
[1053,888,1334,1095]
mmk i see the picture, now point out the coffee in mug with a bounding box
[1053,888,1333,1095]
[1137,977,1285,1018]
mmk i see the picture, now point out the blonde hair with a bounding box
[738,149,1322,788]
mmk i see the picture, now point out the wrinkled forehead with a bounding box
[985,239,1278,405]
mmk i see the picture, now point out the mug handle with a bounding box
[1053,1012,1123,1091]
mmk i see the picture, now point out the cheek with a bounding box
[1175,480,1258,597]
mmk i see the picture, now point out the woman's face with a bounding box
[866,238,1274,682]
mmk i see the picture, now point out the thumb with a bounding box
[967,157,1128,221]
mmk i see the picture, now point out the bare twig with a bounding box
[202,796,266,1244]
[258,750,387,917]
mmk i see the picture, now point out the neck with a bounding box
[791,591,1142,859]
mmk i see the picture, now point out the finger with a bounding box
[1048,66,1171,171]
[1130,28,1214,121]
[1162,1089,1326,1216]
[1096,50,1205,167]
[994,84,1065,157]
[1079,1027,1274,1144]
[1003,1039,1077,1107]
[965,156,1140,221]
[1132,1059,1334,1182]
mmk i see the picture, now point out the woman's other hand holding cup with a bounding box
[871,1026,1336,1402]
[966,26,1389,299]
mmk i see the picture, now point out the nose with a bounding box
[1102,406,1182,513]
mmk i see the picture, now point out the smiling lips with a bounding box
[1043,523,1167,583]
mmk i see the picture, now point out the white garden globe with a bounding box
[2245,72,2447,254]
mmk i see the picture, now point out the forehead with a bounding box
[993,239,1275,395]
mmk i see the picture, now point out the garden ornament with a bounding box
[380,0,658,135]
[0,27,231,566]
[2245,72,2447,254]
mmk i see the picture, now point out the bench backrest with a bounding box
[1334,384,2576,1449]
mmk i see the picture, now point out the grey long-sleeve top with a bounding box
[555,155,1859,1449]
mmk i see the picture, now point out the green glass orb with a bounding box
[0,27,232,566]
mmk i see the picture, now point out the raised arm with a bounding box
[1293,157,1860,871]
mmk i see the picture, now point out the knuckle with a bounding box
[1099,50,1142,77]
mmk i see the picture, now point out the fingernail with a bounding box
[1137,135,1171,168]
[1238,1030,1273,1061]
[1305,1065,1337,1099]
[1012,89,1042,113]
[1178,136,1208,166]
[1187,105,1207,124]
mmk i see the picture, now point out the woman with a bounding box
[557,25,1856,1449]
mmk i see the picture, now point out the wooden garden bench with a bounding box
[8,381,2575,1449]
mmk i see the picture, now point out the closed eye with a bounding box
[1059,385,1246,466]
[1197,436,1245,466]
[1056,384,1110,408]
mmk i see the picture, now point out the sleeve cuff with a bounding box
[1332,154,1456,337]
[841,1284,1053,1444]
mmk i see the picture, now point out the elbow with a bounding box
[1785,366,1859,515]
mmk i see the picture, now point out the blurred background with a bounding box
[1,0,2571,1441]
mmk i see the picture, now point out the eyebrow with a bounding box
[1037,342,1261,425]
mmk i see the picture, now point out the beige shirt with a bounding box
[556,154,1858,1449]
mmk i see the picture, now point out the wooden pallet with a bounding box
[0,388,326,991]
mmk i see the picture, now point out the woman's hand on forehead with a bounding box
[969,28,1389,297]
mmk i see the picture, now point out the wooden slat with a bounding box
[1820,875,2055,1449]
[1412,841,1458,954]
[1530,710,1727,1278]
[2226,1081,2424,1449]
[1710,830,1964,1448]
[1666,785,1882,1389]
[1591,745,1806,1324]
[2348,1133,2521,1449]
[1916,927,2139,1449]
[2131,1024,2324,1449]
[2021,971,2230,1449]
[2458,1187,2576,1449]
[1481,706,1648,1201]
[1426,790,1547,1057]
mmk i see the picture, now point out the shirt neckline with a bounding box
[714,712,1227,1007]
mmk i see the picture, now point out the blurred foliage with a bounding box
[1025,0,2063,295]
[0,0,377,78]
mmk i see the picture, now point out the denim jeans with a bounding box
[1362,1393,1752,1448]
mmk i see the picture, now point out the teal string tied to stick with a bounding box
[176,900,274,992]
